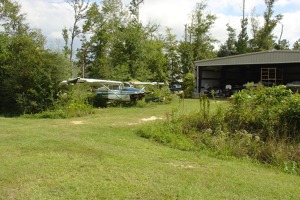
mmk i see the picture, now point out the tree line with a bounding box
[0,0,70,114]
[0,0,299,115]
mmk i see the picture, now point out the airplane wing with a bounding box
[63,78,123,87]
[128,82,168,91]
[76,78,123,85]
[129,82,168,86]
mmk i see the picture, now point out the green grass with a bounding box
[0,99,299,199]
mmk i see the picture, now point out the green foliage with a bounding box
[0,0,29,34]
[24,84,95,119]
[236,0,249,55]
[2,103,300,199]
[55,84,95,118]
[138,86,300,175]
[227,85,298,139]
[190,2,217,61]
[293,38,300,50]
[182,72,195,98]
[179,2,217,74]
[217,24,237,57]
[164,27,181,83]
[137,121,195,151]
[135,99,149,108]
[23,109,67,119]
[82,1,168,82]
[145,85,177,104]
[250,0,283,51]
[279,94,300,134]
[0,33,70,115]
[0,0,70,115]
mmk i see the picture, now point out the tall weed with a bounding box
[25,84,95,118]
[137,85,300,175]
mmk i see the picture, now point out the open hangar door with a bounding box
[194,51,300,98]
[197,64,261,97]
[199,65,261,89]
[196,63,300,97]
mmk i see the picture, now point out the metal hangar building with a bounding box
[194,50,300,97]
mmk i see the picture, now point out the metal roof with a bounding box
[194,50,300,67]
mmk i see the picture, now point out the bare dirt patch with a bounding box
[71,121,87,125]
[127,116,164,126]
[128,116,164,126]
[169,162,198,169]
[141,116,163,122]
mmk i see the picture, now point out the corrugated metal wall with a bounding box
[195,51,300,67]
[194,51,300,96]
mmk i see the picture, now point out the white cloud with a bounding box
[276,0,300,6]
[212,14,241,44]
[16,0,300,50]
[139,0,195,39]
[277,11,300,43]
[20,0,73,39]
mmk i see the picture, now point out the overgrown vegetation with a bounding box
[24,84,178,118]
[23,85,95,118]
[2,0,298,116]
[138,85,300,175]
[0,0,70,115]
[1,101,300,199]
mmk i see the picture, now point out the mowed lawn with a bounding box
[0,99,299,199]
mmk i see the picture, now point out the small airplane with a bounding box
[61,77,167,102]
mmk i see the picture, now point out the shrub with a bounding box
[182,73,195,98]
[279,93,300,139]
[145,85,177,104]
[137,121,195,151]
[30,84,95,118]
[227,85,297,140]
[137,86,300,175]
[22,109,67,119]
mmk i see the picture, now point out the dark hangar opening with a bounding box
[194,51,300,96]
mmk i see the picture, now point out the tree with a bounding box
[0,0,29,34]
[251,0,283,51]
[0,0,70,114]
[182,72,195,98]
[293,39,300,50]
[218,24,237,57]
[180,2,216,74]
[82,0,168,82]
[82,0,128,79]
[129,0,144,22]
[250,8,260,43]
[164,27,181,83]
[64,0,89,69]
[62,26,71,58]
[142,31,168,82]
[274,39,290,50]
[236,0,249,54]
[190,2,217,61]
[0,32,70,114]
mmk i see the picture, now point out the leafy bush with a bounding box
[27,84,95,118]
[0,34,70,115]
[279,94,300,137]
[227,85,298,140]
[22,109,67,119]
[137,85,300,175]
[182,72,195,98]
[137,120,195,151]
[145,85,177,104]
[58,84,95,117]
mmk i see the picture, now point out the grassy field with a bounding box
[0,99,299,199]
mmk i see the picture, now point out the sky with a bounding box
[17,0,300,50]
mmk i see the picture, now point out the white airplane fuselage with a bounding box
[97,87,145,101]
